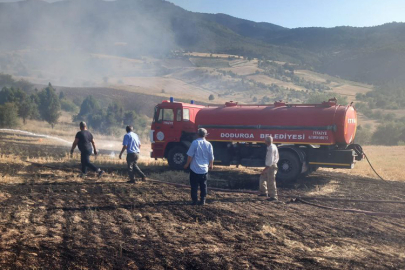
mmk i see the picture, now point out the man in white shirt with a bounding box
[259,135,279,201]
[184,128,214,205]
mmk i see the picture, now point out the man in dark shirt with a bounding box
[70,122,104,178]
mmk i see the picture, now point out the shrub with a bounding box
[0,102,19,128]
[60,99,79,113]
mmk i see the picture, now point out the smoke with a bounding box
[0,0,180,87]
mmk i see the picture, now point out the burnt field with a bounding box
[1,133,405,269]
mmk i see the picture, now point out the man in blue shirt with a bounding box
[119,126,146,183]
[184,128,214,205]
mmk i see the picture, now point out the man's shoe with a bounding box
[198,199,206,205]
[190,201,198,205]
[141,176,146,182]
[97,170,105,178]
[267,197,278,202]
[258,194,268,197]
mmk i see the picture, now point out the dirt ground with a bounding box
[0,134,405,269]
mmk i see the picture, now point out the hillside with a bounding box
[1,0,405,145]
[1,0,405,85]
[0,0,305,62]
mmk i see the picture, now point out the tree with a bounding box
[306,93,348,104]
[261,96,270,103]
[354,125,372,145]
[123,110,148,136]
[107,102,123,123]
[0,86,39,123]
[60,99,78,113]
[89,114,105,131]
[371,123,402,145]
[0,73,14,87]
[0,87,26,105]
[0,103,19,128]
[123,111,138,126]
[124,110,147,125]
[13,79,33,92]
[18,98,37,124]
[38,84,61,128]
[77,95,100,117]
[208,94,215,101]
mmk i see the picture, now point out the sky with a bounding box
[0,0,404,28]
[168,0,405,28]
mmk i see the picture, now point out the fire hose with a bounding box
[350,144,385,181]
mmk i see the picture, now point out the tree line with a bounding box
[0,83,61,128]
[73,96,149,137]
[0,76,149,137]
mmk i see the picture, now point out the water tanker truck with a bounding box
[150,98,364,182]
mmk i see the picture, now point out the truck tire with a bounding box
[168,146,187,170]
[277,151,301,183]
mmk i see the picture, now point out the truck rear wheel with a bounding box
[168,146,187,170]
[277,151,301,183]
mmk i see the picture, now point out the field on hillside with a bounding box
[9,51,385,136]
[12,51,372,106]
[106,54,372,105]
[0,131,405,269]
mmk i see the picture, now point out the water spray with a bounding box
[0,129,71,145]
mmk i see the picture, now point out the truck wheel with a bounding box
[277,151,301,183]
[168,146,187,170]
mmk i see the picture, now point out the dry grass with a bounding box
[183,52,240,59]
[8,112,148,155]
[294,69,371,98]
[246,74,306,91]
[2,127,404,182]
[321,145,405,181]
[111,76,220,103]
[1,132,405,269]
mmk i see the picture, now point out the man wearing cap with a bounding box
[119,125,146,183]
[70,122,104,178]
[184,128,214,205]
[259,135,279,201]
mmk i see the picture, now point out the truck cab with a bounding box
[150,99,204,169]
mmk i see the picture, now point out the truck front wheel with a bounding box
[168,146,187,170]
[277,151,301,183]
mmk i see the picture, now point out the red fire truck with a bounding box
[150,98,364,182]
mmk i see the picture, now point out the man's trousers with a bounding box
[189,170,207,202]
[126,153,146,181]
[259,165,278,199]
[80,150,98,174]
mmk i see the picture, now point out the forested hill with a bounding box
[1,0,405,85]
[261,23,405,84]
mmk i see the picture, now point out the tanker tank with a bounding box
[195,100,357,146]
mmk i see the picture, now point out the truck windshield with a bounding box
[157,108,174,122]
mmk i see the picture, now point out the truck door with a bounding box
[153,107,177,143]
[182,108,195,133]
